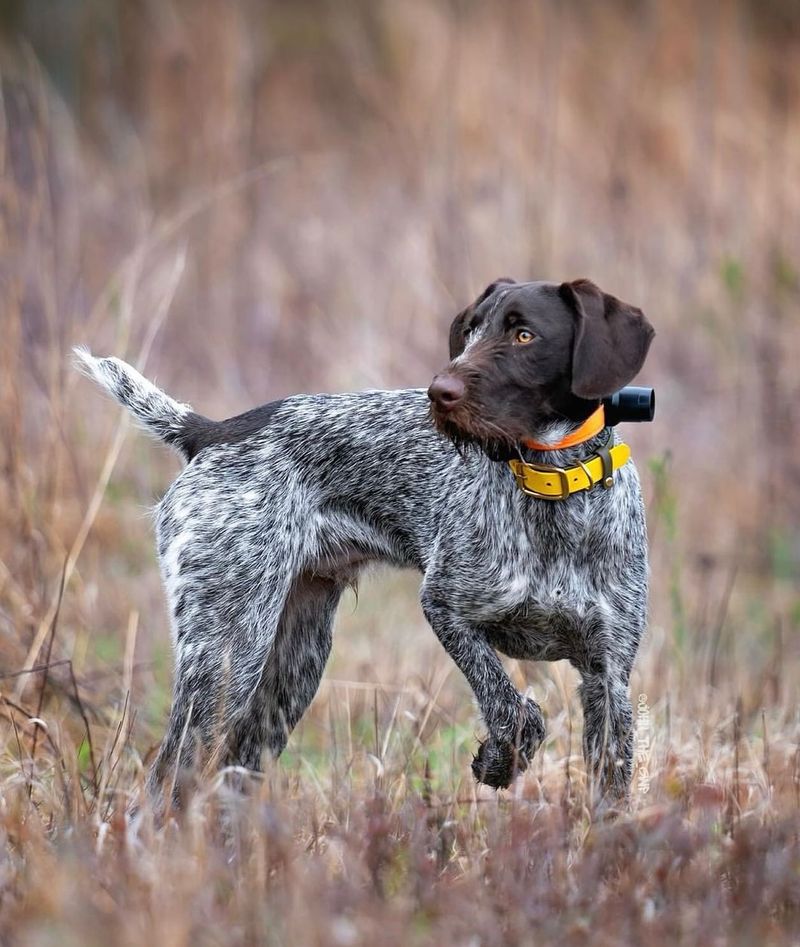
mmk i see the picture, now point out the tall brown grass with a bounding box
[1,1,800,943]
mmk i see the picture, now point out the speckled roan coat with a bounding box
[75,277,654,803]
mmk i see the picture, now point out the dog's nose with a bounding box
[428,373,465,411]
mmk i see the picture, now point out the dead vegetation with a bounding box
[1,1,800,944]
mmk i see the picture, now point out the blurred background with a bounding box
[2,0,799,783]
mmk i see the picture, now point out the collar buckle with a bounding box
[511,462,571,500]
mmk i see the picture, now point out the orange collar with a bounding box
[522,405,606,451]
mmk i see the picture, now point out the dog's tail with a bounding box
[73,347,202,459]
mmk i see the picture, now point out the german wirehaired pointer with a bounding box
[76,277,654,802]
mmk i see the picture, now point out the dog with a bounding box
[75,277,654,803]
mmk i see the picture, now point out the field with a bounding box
[2,1,800,944]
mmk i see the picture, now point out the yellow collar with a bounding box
[508,433,631,500]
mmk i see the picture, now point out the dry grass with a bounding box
[1,1,800,944]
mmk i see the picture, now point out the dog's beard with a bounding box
[429,405,520,462]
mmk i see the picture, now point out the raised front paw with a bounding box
[472,698,545,789]
[472,737,519,788]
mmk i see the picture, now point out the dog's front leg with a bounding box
[578,669,634,804]
[421,596,545,789]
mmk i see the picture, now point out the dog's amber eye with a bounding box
[515,328,535,345]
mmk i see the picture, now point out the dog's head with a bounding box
[428,278,654,455]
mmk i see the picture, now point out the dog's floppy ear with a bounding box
[449,278,516,359]
[559,279,654,399]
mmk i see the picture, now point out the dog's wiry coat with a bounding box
[75,277,653,802]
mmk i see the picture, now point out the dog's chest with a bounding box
[452,541,593,624]
[435,483,617,627]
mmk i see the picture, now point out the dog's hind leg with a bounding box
[145,644,231,805]
[227,575,345,771]
[147,521,301,806]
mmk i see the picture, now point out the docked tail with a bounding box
[73,347,199,458]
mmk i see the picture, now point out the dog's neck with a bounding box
[516,426,615,466]
[482,416,613,466]
[522,405,605,451]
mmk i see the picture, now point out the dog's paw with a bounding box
[471,737,519,789]
[472,698,545,789]
[497,697,545,760]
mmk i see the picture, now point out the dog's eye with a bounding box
[515,328,535,345]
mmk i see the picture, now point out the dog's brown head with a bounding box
[428,278,654,455]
